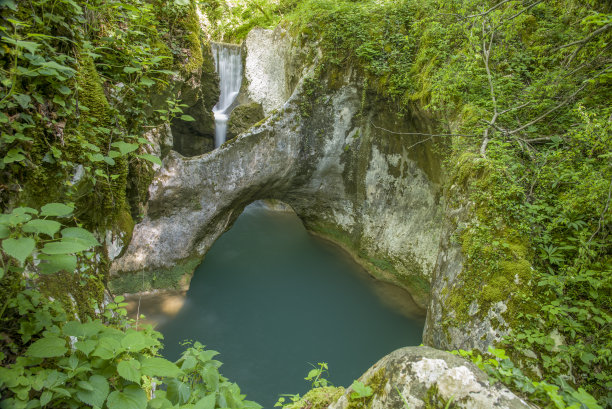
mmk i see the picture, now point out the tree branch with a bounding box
[368,119,476,137]
[480,20,498,157]
[508,65,612,135]
[503,0,544,22]
[588,177,612,244]
[557,23,612,51]
[466,0,514,19]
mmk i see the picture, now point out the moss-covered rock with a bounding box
[108,256,201,295]
[423,152,537,352]
[227,102,265,140]
[285,387,345,409]
[327,346,532,409]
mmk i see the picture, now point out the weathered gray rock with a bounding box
[227,102,265,140]
[245,27,293,114]
[110,61,445,308]
[329,346,535,409]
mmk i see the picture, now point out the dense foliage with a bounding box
[0,1,260,408]
[203,0,611,407]
[1,0,610,408]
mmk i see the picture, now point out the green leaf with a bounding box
[180,115,195,121]
[40,390,53,406]
[4,148,25,163]
[13,94,31,109]
[350,381,373,399]
[22,219,62,237]
[137,154,162,166]
[123,66,140,74]
[2,237,35,265]
[121,331,148,352]
[53,95,66,107]
[141,357,182,378]
[40,203,73,217]
[75,339,97,357]
[201,365,219,392]
[61,227,100,247]
[56,84,71,95]
[41,61,76,75]
[194,394,216,409]
[107,386,147,409]
[118,360,141,384]
[166,378,191,405]
[140,77,155,87]
[148,397,174,409]
[111,141,139,155]
[63,320,104,338]
[0,224,10,239]
[77,380,94,391]
[26,336,67,358]
[76,375,109,408]
[41,239,92,255]
[1,37,41,53]
[0,267,4,280]
[37,253,77,274]
[180,355,197,371]
[92,337,123,360]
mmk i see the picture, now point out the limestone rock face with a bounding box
[244,26,308,115]
[328,346,534,409]
[110,56,445,308]
[227,102,265,140]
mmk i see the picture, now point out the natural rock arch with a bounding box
[110,77,445,310]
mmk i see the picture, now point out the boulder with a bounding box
[329,346,535,409]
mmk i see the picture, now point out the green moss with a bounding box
[108,257,201,295]
[423,384,458,409]
[346,368,386,409]
[38,272,105,320]
[285,387,345,409]
[442,153,537,330]
[181,3,204,75]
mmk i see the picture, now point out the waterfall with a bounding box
[211,42,242,148]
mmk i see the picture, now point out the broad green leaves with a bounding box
[118,360,142,384]
[22,219,62,237]
[76,375,109,408]
[42,240,91,254]
[2,237,35,265]
[37,254,77,275]
[26,336,67,358]
[0,205,99,271]
[107,386,147,409]
[111,141,139,155]
[141,357,182,378]
[137,154,163,166]
[40,203,73,217]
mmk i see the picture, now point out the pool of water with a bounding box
[150,202,425,407]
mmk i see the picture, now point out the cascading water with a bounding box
[211,42,242,148]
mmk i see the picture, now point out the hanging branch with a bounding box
[559,23,612,67]
[466,0,514,19]
[508,65,612,135]
[480,19,498,158]
[368,119,476,137]
[503,0,544,22]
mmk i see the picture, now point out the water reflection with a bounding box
[126,201,425,408]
